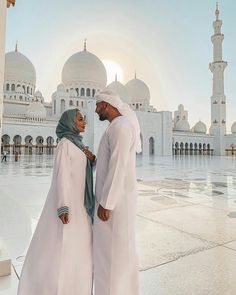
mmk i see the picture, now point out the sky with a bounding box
[5,0,236,132]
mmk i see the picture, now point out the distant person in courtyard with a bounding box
[93,89,141,295]
[14,151,19,162]
[17,109,96,295]
[1,150,8,162]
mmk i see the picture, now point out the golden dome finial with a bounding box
[215,2,220,20]
[84,39,87,51]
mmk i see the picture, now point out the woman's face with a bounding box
[75,111,86,132]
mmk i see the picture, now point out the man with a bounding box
[94,89,141,295]
[1,150,8,162]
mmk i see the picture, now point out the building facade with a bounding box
[1,5,236,157]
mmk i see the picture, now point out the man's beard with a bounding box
[99,114,107,121]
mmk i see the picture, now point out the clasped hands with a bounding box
[82,146,96,162]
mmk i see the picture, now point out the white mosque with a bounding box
[1,5,236,157]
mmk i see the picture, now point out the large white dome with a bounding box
[193,121,207,134]
[175,119,190,132]
[26,101,46,119]
[231,122,236,134]
[125,77,150,103]
[62,50,107,87]
[34,90,44,102]
[5,50,36,86]
[107,80,131,103]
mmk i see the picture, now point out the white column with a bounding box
[161,111,172,156]
[0,0,7,153]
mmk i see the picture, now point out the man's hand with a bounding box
[83,147,96,162]
[59,213,69,224]
[97,205,111,221]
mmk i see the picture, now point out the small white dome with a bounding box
[57,83,66,92]
[107,80,131,103]
[5,50,36,86]
[69,89,78,97]
[125,78,150,103]
[62,50,107,87]
[231,122,236,134]
[26,101,46,119]
[175,119,190,132]
[35,90,42,96]
[34,90,44,102]
[193,121,207,134]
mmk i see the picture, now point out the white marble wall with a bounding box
[2,121,57,146]
[173,132,214,155]
[137,111,172,156]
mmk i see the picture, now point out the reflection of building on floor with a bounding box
[173,142,214,156]
[1,5,236,157]
[225,144,236,156]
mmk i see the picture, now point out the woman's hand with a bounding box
[83,147,96,162]
[59,213,69,224]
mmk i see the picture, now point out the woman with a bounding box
[17,109,96,295]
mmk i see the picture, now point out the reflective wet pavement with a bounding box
[1,155,236,294]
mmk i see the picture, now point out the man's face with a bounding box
[95,101,109,121]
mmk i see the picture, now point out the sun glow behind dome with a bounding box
[102,60,124,85]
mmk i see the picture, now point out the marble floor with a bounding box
[1,155,236,294]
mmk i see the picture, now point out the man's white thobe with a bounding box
[94,116,139,295]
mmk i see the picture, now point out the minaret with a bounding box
[209,3,227,155]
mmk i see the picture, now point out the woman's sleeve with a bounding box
[53,140,71,215]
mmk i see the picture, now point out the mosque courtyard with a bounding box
[0,155,236,294]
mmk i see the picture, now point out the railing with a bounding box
[3,116,57,124]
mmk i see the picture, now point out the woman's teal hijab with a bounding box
[56,108,95,222]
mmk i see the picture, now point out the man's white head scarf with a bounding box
[95,89,142,153]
